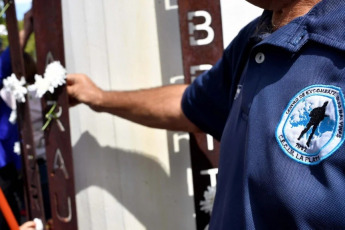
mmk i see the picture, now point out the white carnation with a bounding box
[28,61,67,98]
[2,74,27,103]
[0,24,7,36]
[200,186,216,214]
[9,110,17,124]
[44,61,66,88]
[28,74,54,98]
[34,218,44,230]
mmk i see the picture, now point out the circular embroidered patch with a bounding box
[276,85,345,165]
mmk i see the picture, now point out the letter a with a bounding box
[53,148,69,179]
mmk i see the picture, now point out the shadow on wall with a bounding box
[73,131,193,230]
[69,0,195,229]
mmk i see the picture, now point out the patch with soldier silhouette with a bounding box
[276,85,345,165]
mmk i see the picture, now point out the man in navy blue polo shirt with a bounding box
[68,0,345,228]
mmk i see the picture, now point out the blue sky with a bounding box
[15,0,32,20]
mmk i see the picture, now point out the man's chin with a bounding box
[245,0,293,11]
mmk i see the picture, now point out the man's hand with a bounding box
[66,74,104,111]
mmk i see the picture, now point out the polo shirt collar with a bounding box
[254,0,345,53]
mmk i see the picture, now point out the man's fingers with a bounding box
[66,73,99,108]
[66,75,78,106]
[66,74,76,85]
[66,74,86,106]
[66,84,80,106]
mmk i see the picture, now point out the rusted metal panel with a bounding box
[4,0,46,224]
[178,0,223,229]
[32,0,78,229]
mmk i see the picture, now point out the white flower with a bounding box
[0,87,16,110]
[200,186,216,214]
[28,61,67,98]
[13,141,21,155]
[44,61,66,88]
[28,74,54,98]
[0,24,7,36]
[34,218,44,230]
[2,74,27,103]
[9,110,17,124]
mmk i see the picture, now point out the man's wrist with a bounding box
[90,89,105,112]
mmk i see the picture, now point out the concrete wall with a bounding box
[61,1,261,229]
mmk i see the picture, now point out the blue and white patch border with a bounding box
[276,85,345,165]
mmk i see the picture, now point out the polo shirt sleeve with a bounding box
[181,19,259,140]
[181,50,235,140]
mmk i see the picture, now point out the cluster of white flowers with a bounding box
[1,61,67,125]
[1,61,67,156]
[2,74,27,103]
[200,186,216,214]
[28,61,67,98]
[2,61,66,102]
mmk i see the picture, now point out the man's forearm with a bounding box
[97,84,199,132]
[67,74,200,132]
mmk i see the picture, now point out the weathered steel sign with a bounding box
[33,0,78,229]
[178,0,223,228]
[4,0,46,224]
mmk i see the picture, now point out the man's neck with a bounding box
[272,0,321,30]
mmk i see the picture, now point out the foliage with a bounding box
[0,20,36,59]
[0,3,7,50]
[0,0,36,59]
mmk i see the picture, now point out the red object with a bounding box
[0,187,19,230]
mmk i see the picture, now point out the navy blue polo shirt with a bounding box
[182,0,345,228]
